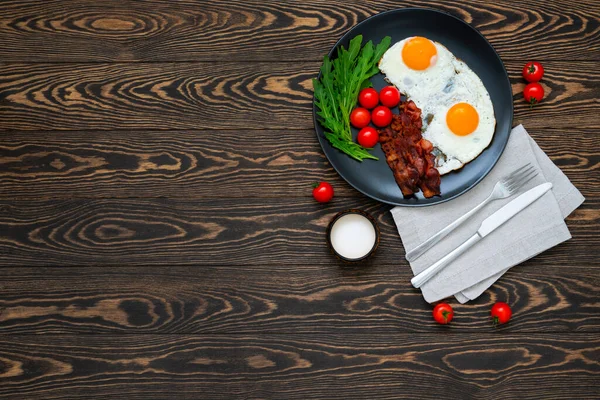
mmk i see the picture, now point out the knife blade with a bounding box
[411,182,553,289]
[478,182,553,237]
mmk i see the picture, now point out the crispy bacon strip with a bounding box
[378,100,441,198]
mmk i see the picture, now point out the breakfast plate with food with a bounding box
[313,8,513,206]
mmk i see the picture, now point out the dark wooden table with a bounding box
[1,1,599,398]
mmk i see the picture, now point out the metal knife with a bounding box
[411,182,553,289]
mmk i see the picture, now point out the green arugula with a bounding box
[313,35,391,161]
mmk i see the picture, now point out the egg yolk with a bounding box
[402,37,438,70]
[446,103,479,136]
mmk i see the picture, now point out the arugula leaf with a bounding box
[313,35,391,161]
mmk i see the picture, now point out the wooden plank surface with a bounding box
[0,334,598,399]
[1,61,598,131]
[0,265,598,334]
[0,198,597,267]
[0,0,598,62]
[1,0,599,398]
[0,128,598,199]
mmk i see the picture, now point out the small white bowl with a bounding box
[326,209,380,263]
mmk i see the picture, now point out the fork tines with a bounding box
[503,163,538,192]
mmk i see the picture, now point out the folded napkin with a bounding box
[391,125,584,303]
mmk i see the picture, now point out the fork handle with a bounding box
[405,194,492,262]
[411,233,482,288]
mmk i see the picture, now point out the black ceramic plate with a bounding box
[313,8,513,206]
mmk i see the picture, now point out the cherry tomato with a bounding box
[523,82,544,107]
[357,126,379,148]
[371,106,392,127]
[491,302,512,325]
[350,107,371,129]
[358,88,379,109]
[522,61,544,83]
[433,303,454,325]
[379,86,401,108]
[312,182,334,203]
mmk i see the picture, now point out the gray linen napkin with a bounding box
[391,125,584,303]
[454,128,585,302]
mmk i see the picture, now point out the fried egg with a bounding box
[379,36,496,175]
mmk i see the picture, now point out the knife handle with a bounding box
[411,233,482,289]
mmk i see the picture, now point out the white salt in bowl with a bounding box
[326,209,380,262]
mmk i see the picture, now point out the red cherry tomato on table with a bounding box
[491,302,512,325]
[379,86,401,108]
[358,88,379,109]
[357,126,379,148]
[433,303,453,325]
[523,82,544,107]
[350,107,371,128]
[371,106,393,127]
[522,61,544,83]
[312,182,334,203]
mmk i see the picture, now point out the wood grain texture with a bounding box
[0,334,598,399]
[0,61,598,131]
[0,0,599,398]
[0,197,597,267]
[0,265,598,334]
[0,128,597,199]
[0,0,598,62]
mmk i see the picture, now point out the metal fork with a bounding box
[405,163,538,262]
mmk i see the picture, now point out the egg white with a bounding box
[379,38,455,117]
[379,38,496,175]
